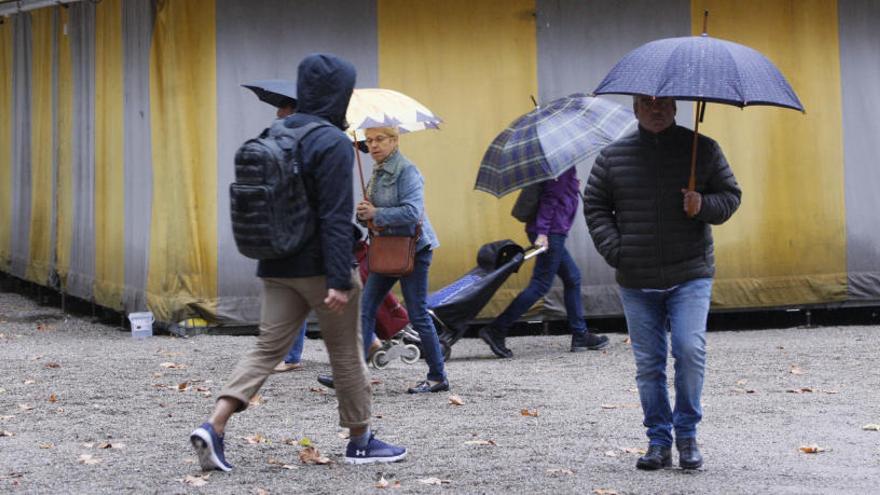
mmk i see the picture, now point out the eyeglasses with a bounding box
[365,135,394,146]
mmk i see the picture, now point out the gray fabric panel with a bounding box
[10,13,32,279]
[122,0,155,312]
[536,0,691,317]
[48,8,58,288]
[65,2,95,300]
[838,0,880,301]
[214,0,378,324]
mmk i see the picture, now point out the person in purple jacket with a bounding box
[479,167,609,358]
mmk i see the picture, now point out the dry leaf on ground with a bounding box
[604,450,618,457]
[18,404,33,411]
[464,439,496,446]
[799,444,827,454]
[418,477,452,485]
[594,489,619,495]
[448,395,464,406]
[181,474,210,487]
[39,442,54,449]
[177,382,190,392]
[621,447,647,455]
[0,430,14,437]
[787,387,814,394]
[48,393,58,403]
[242,434,269,445]
[97,441,125,449]
[308,387,326,394]
[520,409,539,417]
[0,415,14,421]
[862,424,880,431]
[249,394,266,406]
[298,446,331,465]
[23,379,36,385]
[790,365,806,375]
[546,468,574,476]
[160,362,186,369]
[267,457,298,470]
[44,362,61,369]
[78,454,101,465]
[254,488,270,495]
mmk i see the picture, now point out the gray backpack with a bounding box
[510,182,545,223]
[230,120,326,259]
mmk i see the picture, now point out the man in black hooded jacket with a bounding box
[584,95,741,471]
[190,54,406,471]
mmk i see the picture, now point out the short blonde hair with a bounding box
[367,126,399,139]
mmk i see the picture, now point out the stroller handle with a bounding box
[523,245,548,260]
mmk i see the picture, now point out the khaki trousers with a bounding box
[218,271,371,429]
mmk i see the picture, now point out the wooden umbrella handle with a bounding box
[686,100,704,217]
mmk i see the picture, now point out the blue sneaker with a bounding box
[190,422,233,472]
[344,433,407,465]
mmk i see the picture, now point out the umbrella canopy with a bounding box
[474,94,637,198]
[593,34,803,111]
[346,88,442,140]
[241,79,297,108]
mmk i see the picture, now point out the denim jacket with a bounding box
[367,149,439,252]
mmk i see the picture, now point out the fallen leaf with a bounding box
[862,424,880,431]
[242,434,269,445]
[622,447,647,455]
[594,490,619,495]
[249,394,265,406]
[298,446,331,465]
[78,454,102,465]
[23,379,36,385]
[374,413,384,419]
[375,475,389,489]
[799,444,826,454]
[181,474,210,487]
[546,468,574,476]
[298,437,312,447]
[418,477,452,485]
[151,372,163,378]
[308,387,326,394]
[601,404,618,409]
[39,442,54,449]
[48,393,58,403]
[624,337,631,345]
[160,362,187,369]
[254,488,270,495]
[464,439,496,446]
[736,379,748,386]
[604,450,618,457]
[177,382,190,392]
[337,432,350,440]
[18,404,33,411]
[0,415,14,421]
[267,457,298,470]
[448,395,464,406]
[370,378,383,385]
[790,365,806,375]
[30,354,44,361]
[520,409,539,417]
[97,441,125,449]
[81,442,95,448]
[55,408,65,414]
[0,388,5,394]
[0,430,14,437]
[820,389,839,394]
[195,385,210,392]
[44,362,61,369]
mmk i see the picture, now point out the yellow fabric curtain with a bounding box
[147,0,218,322]
[94,0,125,308]
[25,10,55,284]
[0,21,12,270]
[692,0,847,307]
[55,7,73,287]
[378,0,538,316]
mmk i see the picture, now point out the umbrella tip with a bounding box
[530,94,539,109]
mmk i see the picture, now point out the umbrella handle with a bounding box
[352,131,367,198]
[687,100,704,218]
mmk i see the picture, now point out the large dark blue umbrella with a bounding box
[475,94,636,198]
[593,12,804,214]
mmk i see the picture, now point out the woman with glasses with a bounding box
[357,126,447,394]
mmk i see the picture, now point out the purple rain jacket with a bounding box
[526,166,580,236]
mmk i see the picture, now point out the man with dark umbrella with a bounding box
[584,95,741,471]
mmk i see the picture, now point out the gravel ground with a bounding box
[1,289,879,494]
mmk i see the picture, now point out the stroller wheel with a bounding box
[371,349,390,369]
[401,344,420,364]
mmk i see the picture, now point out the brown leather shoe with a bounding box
[273,361,304,373]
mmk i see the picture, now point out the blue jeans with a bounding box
[492,233,586,334]
[362,248,446,382]
[283,322,308,364]
[618,278,713,447]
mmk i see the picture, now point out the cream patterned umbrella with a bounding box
[346,88,441,141]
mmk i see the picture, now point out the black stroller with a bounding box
[423,240,546,360]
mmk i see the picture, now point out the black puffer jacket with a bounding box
[256,54,357,290]
[584,124,741,289]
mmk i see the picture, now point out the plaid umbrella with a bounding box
[474,94,636,198]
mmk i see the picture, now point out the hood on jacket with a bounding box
[296,53,356,130]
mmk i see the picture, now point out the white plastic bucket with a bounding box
[128,311,154,339]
